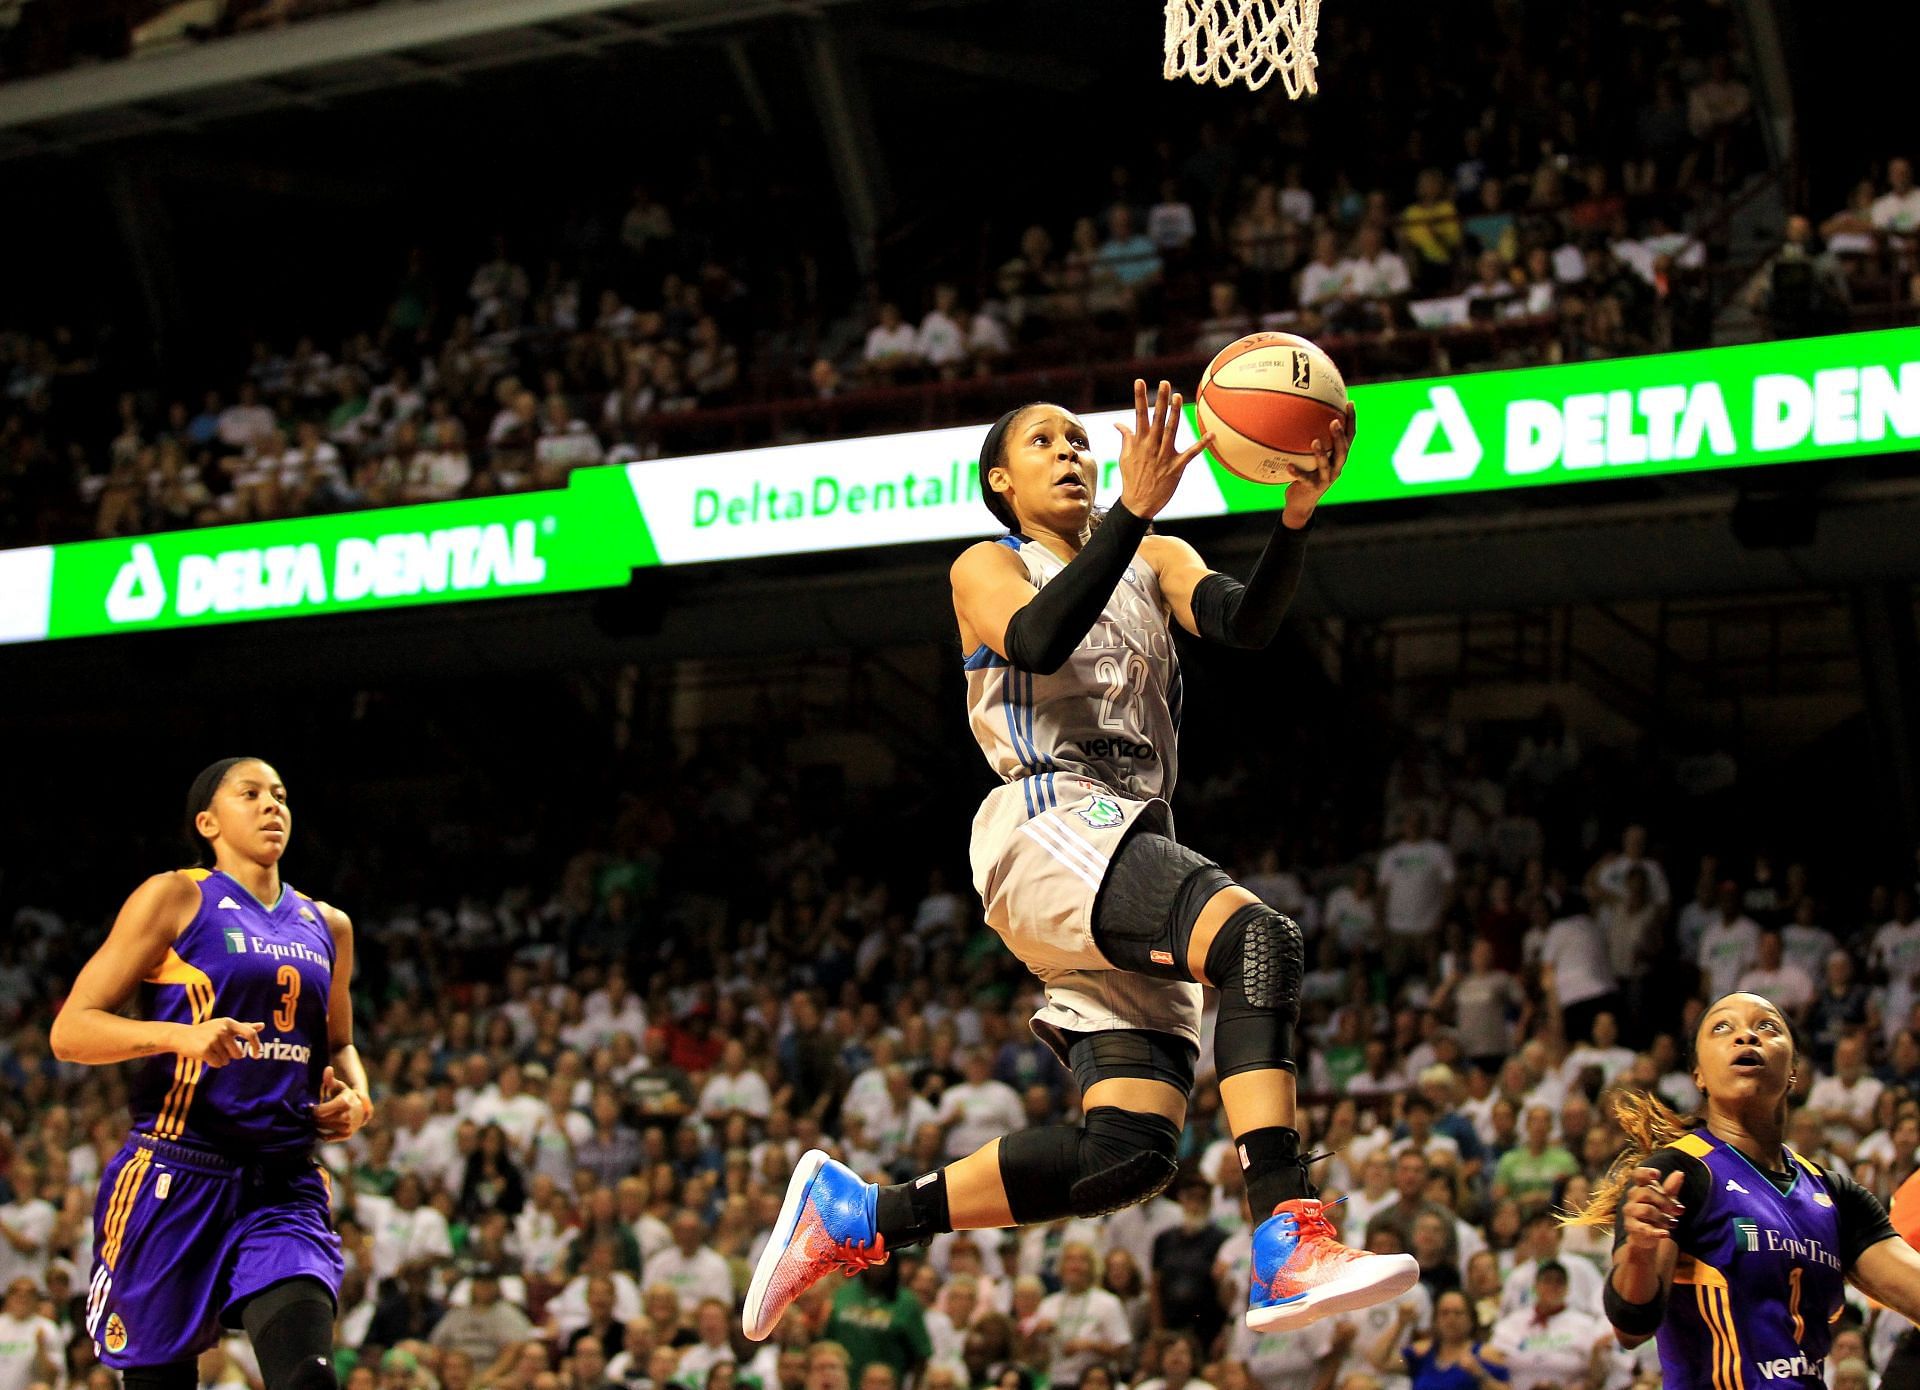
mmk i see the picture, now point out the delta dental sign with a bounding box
[1,329,1915,644]
[1378,355,1916,490]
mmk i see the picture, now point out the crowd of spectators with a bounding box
[3,704,1920,1390]
[2,2,1859,551]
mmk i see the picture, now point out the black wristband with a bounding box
[1000,503,1150,674]
[1603,1270,1667,1336]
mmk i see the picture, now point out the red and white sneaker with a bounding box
[1245,1197,1420,1333]
[741,1149,888,1342]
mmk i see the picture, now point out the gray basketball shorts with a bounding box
[969,775,1203,1067]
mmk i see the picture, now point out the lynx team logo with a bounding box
[1076,796,1126,830]
[104,1313,129,1355]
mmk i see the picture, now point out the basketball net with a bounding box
[1162,0,1322,98]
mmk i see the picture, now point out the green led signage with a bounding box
[2,328,1914,645]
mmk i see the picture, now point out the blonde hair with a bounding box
[1563,1088,1695,1228]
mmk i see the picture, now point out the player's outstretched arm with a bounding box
[1150,405,1353,647]
[49,872,264,1067]
[1850,1236,1920,1326]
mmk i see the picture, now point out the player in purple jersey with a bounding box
[1567,993,1920,1387]
[49,757,374,1390]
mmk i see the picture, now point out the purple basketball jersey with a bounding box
[129,868,334,1155]
[1660,1130,1847,1388]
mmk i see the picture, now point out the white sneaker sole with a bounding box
[1245,1252,1421,1334]
[741,1147,830,1342]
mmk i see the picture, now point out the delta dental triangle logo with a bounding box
[106,542,167,623]
[1391,387,1483,484]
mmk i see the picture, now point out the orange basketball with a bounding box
[1195,331,1349,485]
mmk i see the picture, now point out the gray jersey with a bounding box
[964,534,1182,808]
[962,533,1201,1058]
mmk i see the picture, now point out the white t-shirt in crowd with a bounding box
[1378,838,1455,937]
[1807,1072,1886,1137]
[545,1270,642,1339]
[0,1198,55,1287]
[1501,1254,1605,1319]
[1560,1043,1634,1088]
[1870,188,1920,233]
[864,323,920,363]
[1340,251,1412,298]
[471,1090,546,1151]
[1872,919,1920,986]
[1781,924,1839,981]
[1322,884,1377,953]
[698,1068,772,1121]
[1298,260,1350,307]
[356,1195,453,1282]
[0,1311,62,1390]
[646,1244,733,1314]
[1697,916,1762,1000]
[917,311,968,367]
[1539,915,1616,1008]
[937,1079,1026,1159]
[1033,1286,1131,1386]
[1737,962,1816,1012]
[1490,1304,1611,1386]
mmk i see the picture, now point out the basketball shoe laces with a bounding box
[825,1231,889,1275]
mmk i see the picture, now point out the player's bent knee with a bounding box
[1206,902,1304,1080]
[1070,1106,1181,1216]
[999,1107,1181,1224]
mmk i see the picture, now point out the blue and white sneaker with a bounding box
[1245,1197,1420,1333]
[741,1149,888,1341]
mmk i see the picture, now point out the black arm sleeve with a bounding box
[1000,503,1151,674]
[1828,1167,1900,1268]
[1190,518,1310,649]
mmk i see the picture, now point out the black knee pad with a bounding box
[999,1107,1182,1223]
[1093,832,1231,979]
[1205,902,1303,1079]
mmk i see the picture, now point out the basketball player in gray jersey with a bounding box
[746,381,1418,1344]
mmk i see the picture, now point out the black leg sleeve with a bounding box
[122,1364,199,1390]
[239,1277,338,1390]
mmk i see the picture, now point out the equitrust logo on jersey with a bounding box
[1732,1218,1841,1270]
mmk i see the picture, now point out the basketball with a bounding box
[1195,332,1350,485]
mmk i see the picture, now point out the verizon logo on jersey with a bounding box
[1757,1353,1823,1381]
[247,1039,312,1064]
[1077,737,1157,762]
